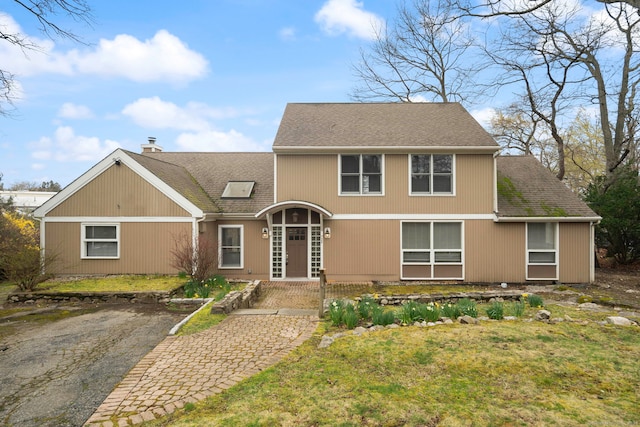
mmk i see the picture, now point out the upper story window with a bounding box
[410,154,454,195]
[340,154,383,195]
[82,224,119,259]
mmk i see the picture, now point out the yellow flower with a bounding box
[522,293,529,298]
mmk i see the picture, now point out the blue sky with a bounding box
[0,0,498,188]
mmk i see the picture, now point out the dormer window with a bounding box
[340,154,383,195]
[221,181,255,199]
[410,154,454,195]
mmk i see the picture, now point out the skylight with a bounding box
[221,181,255,199]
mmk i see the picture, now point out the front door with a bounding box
[287,227,307,277]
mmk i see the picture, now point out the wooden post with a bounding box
[319,268,326,318]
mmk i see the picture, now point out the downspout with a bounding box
[35,216,45,274]
[590,220,599,283]
[492,151,499,215]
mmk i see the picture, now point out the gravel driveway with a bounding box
[0,305,184,427]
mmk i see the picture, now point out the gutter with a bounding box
[493,214,603,223]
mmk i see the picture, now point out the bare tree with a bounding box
[0,0,92,115]
[351,0,483,103]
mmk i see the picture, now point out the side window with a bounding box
[410,154,454,195]
[219,225,243,269]
[82,224,119,259]
[340,154,383,195]
[526,222,558,280]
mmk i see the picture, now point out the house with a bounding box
[0,190,57,214]
[33,103,600,283]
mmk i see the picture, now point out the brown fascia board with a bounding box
[272,146,500,154]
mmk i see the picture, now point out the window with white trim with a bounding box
[82,224,119,259]
[219,225,243,269]
[340,154,383,195]
[410,154,453,194]
[527,222,557,264]
[401,222,462,264]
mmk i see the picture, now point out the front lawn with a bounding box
[37,275,185,293]
[149,303,640,427]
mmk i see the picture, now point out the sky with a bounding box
[0,0,499,188]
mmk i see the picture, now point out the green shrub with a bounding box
[486,301,504,320]
[441,302,462,319]
[329,300,345,326]
[344,304,359,329]
[417,302,441,322]
[509,300,525,317]
[527,294,544,308]
[398,301,421,324]
[371,305,396,326]
[458,298,478,318]
[357,295,376,321]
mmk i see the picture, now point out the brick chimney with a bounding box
[141,137,163,153]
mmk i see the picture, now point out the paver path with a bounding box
[84,283,319,426]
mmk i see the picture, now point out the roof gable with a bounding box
[33,149,205,218]
[496,156,599,219]
[273,103,499,152]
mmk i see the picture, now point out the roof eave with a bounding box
[493,214,602,223]
[273,146,500,154]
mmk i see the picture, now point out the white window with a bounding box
[409,154,454,195]
[401,222,463,264]
[219,225,243,269]
[340,154,383,195]
[401,221,463,280]
[526,222,558,280]
[82,224,119,259]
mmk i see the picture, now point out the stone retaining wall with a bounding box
[210,281,261,314]
[7,291,174,305]
[372,290,524,306]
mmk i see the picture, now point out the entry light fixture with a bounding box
[324,227,331,239]
[292,210,299,223]
[261,227,269,239]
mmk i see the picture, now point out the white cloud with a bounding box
[315,0,384,40]
[176,130,268,152]
[31,163,45,170]
[122,97,240,132]
[470,107,497,128]
[279,27,297,41]
[0,13,207,83]
[70,30,208,83]
[58,102,94,119]
[29,126,121,162]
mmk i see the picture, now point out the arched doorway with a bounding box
[255,201,332,280]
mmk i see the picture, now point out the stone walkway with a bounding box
[84,282,320,426]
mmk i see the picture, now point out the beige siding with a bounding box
[49,163,190,217]
[465,221,526,283]
[205,220,270,280]
[46,221,192,275]
[559,223,592,283]
[323,219,399,282]
[276,154,494,214]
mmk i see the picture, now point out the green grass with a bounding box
[37,275,185,293]
[176,303,227,336]
[148,304,640,427]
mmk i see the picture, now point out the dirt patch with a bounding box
[587,267,640,308]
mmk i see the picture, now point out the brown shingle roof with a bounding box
[125,151,220,213]
[141,152,273,214]
[273,103,499,150]
[496,156,598,218]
